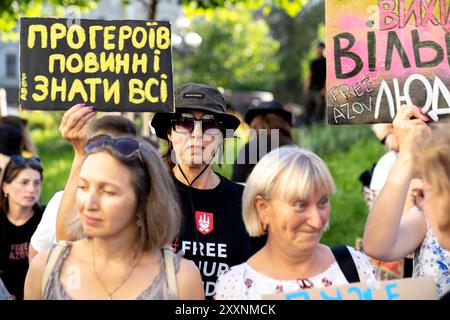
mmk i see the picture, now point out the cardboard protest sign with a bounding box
[262,276,438,300]
[261,277,439,300]
[326,0,450,124]
[20,17,173,112]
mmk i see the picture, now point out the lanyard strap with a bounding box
[177,164,212,245]
[177,163,210,188]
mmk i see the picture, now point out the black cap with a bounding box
[0,124,22,156]
[245,100,292,125]
[151,83,241,140]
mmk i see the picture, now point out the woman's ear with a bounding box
[254,195,270,225]
[2,182,10,196]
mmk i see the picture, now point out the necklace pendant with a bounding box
[108,295,112,300]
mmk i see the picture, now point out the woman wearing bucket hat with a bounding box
[151,83,260,299]
[232,100,294,183]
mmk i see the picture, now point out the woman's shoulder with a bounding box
[162,249,197,279]
[67,239,89,258]
[30,248,52,270]
[217,262,248,281]
[344,246,368,262]
[24,248,51,299]
[344,246,376,282]
[32,240,73,269]
[330,245,372,266]
[214,262,249,300]
[419,226,450,257]
[44,240,73,266]
[175,254,205,299]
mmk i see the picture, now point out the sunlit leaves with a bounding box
[173,5,280,91]
[181,0,309,17]
[0,0,100,34]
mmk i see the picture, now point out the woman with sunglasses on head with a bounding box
[29,108,138,262]
[24,137,204,299]
[0,156,43,299]
[151,83,263,299]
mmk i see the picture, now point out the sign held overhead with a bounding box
[326,0,450,124]
[20,17,174,113]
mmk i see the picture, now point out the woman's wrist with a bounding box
[388,153,415,186]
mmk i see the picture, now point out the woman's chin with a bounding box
[82,224,101,238]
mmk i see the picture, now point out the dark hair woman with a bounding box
[232,100,293,183]
[0,156,43,299]
[151,83,263,298]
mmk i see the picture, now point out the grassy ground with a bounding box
[25,111,385,246]
[323,139,384,246]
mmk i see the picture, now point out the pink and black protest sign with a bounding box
[327,0,450,124]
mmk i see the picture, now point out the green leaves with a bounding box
[274,0,309,17]
[173,5,280,91]
[180,0,309,17]
[0,0,100,33]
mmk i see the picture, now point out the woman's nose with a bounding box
[84,189,100,210]
[28,183,37,193]
[191,120,203,138]
[308,207,326,230]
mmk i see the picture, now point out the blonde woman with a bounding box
[414,127,450,250]
[364,104,450,299]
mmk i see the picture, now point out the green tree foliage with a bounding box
[1,0,310,34]
[301,22,324,82]
[0,0,99,39]
[265,0,324,103]
[173,5,280,91]
[180,0,309,18]
[179,0,323,103]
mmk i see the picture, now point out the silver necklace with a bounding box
[91,241,143,300]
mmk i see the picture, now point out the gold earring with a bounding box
[262,224,268,233]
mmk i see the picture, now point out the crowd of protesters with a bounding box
[0,80,448,301]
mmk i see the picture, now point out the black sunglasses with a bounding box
[10,155,41,167]
[171,113,223,135]
[85,134,141,161]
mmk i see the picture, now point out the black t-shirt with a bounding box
[309,56,326,91]
[0,207,43,300]
[171,173,263,298]
[231,141,256,184]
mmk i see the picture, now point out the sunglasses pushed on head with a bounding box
[85,134,142,161]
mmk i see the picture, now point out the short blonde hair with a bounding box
[242,145,336,236]
[69,137,181,250]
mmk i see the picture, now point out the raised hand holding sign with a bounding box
[20,17,174,113]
